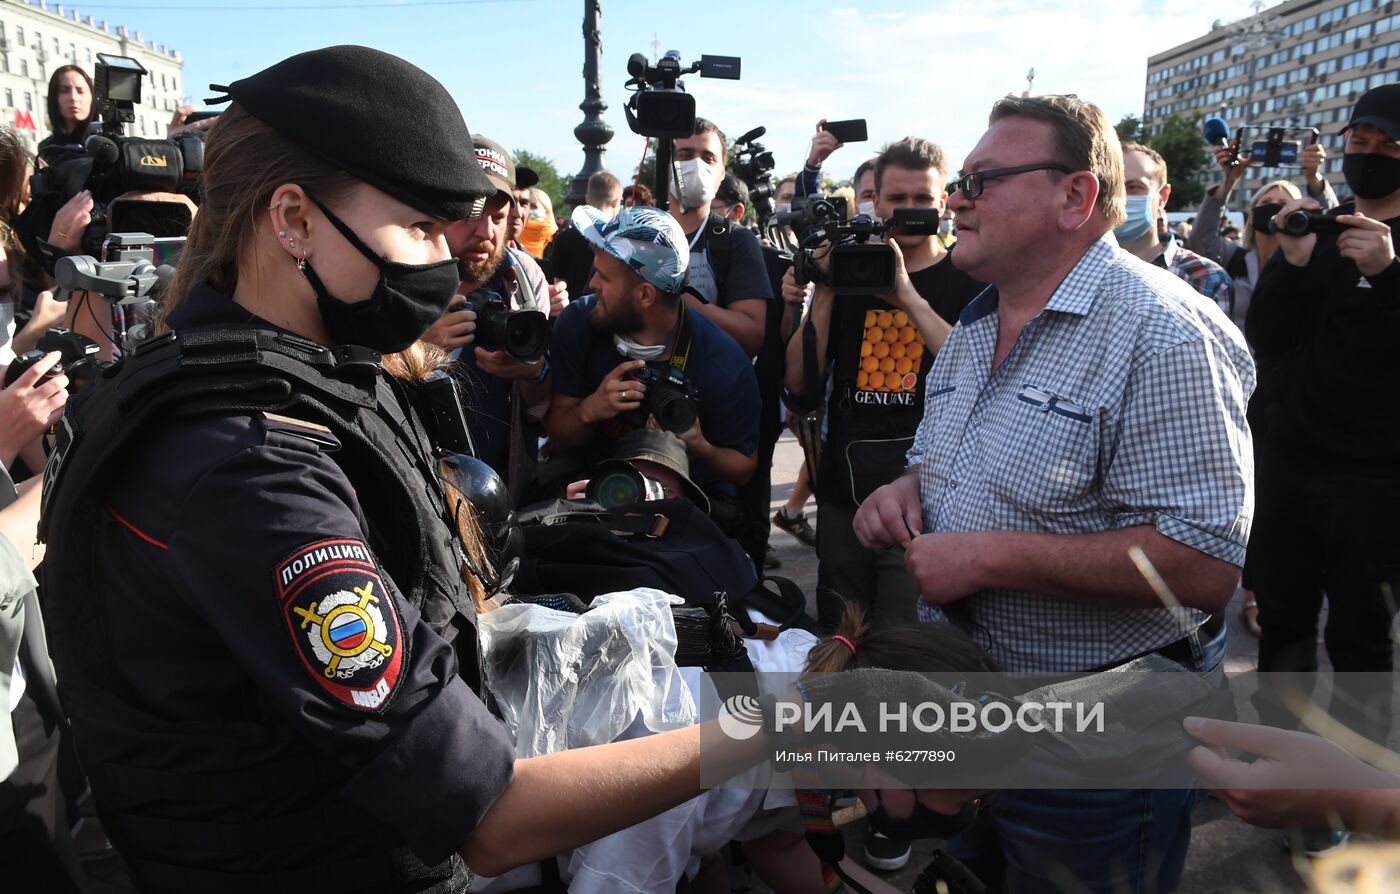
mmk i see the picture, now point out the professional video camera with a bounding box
[729,125,776,218]
[623,363,699,435]
[781,195,942,295]
[1251,202,1348,237]
[17,54,209,265]
[3,328,107,391]
[51,232,172,306]
[460,289,551,362]
[622,48,740,207]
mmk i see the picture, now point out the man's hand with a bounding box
[422,298,475,350]
[905,532,987,605]
[547,280,569,318]
[579,359,647,425]
[0,352,68,459]
[780,266,812,308]
[49,190,94,253]
[852,472,923,549]
[676,416,709,456]
[1213,144,1250,189]
[475,349,547,381]
[168,104,217,138]
[1301,142,1328,196]
[807,120,844,169]
[882,239,920,312]
[1184,716,1398,831]
[1335,211,1396,277]
[1271,198,1322,268]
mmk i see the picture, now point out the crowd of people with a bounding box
[0,38,1396,894]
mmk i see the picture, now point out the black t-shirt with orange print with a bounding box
[817,254,984,510]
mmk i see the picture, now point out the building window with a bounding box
[20,59,28,78]
[4,89,12,109]
[86,48,91,63]
[16,27,24,47]
[24,92,31,111]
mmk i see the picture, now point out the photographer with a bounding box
[37,66,96,160]
[422,135,557,498]
[545,204,760,501]
[1247,83,1400,748]
[668,118,772,358]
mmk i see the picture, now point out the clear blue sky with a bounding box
[57,0,1258,191]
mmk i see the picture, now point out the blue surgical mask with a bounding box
[1113,195,1155,244]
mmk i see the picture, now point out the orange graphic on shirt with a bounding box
[859,309,924,393]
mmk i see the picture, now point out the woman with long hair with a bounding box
[38,64,94,156]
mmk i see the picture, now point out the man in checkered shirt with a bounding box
[853,95,1254,893]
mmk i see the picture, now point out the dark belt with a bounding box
[1091,612,1225,673]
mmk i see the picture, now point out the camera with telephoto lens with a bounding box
[1251,202,1348,237]
[623,363,700,435]
[782,196,943,295]
[16,54,209,267]
[460,289,551,362]
[585,462,666,509]
[3,328,108,392]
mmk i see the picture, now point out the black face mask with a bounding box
[300,191,461,354]
[1343,152,1400,200]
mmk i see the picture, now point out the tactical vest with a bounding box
[40,327,482,894]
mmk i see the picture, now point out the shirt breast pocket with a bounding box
[988,385,1100,515]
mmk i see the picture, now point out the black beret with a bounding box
[211,45,493,220]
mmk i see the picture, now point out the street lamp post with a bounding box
[567,0,613,207]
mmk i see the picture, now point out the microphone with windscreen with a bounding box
[1202,116,1238,167]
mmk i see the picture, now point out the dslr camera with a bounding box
[4,328,108,392]
[585,461,666,509]
[17,54,208,265]
[782,196,942,295]
[624,363,700,435]
[1251,203,1348,237]
[460,290,551,362]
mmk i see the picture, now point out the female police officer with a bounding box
[35,46,770,893]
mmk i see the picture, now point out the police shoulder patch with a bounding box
[278,538,404,713]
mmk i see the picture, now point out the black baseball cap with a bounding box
[1341,83,1400,141]
[209,45,494,220]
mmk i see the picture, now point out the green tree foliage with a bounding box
[1115,115,1142,145]
[512,149,570,218]
[1145,114,1208,211]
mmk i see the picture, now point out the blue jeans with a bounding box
[947,623,1227,893]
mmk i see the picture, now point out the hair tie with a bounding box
[832,635,857,657]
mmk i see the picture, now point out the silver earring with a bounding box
[288,238,297,249]
[277,229,287,238]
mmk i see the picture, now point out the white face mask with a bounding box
[671,157,722,211]
[613,333,667,362]
[856,200,877,219]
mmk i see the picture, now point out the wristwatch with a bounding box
[527,359,551,384]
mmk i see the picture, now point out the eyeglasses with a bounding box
[952,163,1073,200]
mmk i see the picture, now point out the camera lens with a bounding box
[587,467,645,508]
[1283,210,1312,237]
[503,310,552,362]
[651,388,698,434]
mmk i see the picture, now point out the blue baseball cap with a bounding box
[572,204,689,294]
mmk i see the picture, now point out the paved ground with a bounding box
[757,432,1314,894]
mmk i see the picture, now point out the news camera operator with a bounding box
[1247,83,1400,747]
[784,137,983,633]
[668,118,773,358]
[34,47,792,894]
[545,204,761,521]
[421,135,559,499]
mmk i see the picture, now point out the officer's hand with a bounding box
[1270,198,1322,268]
[0,352,68,456]
[579,359,646,424]
[1301,142,1328,195]
[547,280,569,318]
[807,120,844,169]
[852,472,922,549]
[1335,211,1396,277]
[49,190,94,252]
[422,298,475,350]
[780,266,812,307]
[906,532,987,605]
[1183,716,1398,831]
[474,349,547,382]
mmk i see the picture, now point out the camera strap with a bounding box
[668,300,695,380]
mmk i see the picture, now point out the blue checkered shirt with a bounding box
[910,234,1255,673]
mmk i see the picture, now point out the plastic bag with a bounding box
[479,587,697,757]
